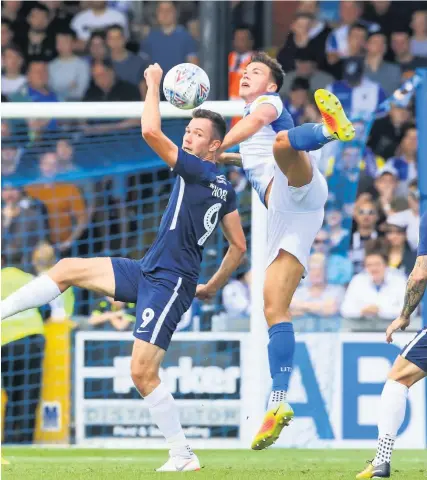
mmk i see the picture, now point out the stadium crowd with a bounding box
[2,0,427,334]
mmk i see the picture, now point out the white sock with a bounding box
[144,382,191,458]
[1,274,62,320]
[267,390,287,409]
[373,379,409,466]
[321,124,333,139]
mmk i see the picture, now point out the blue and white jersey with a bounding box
[141,148,237,283]
[239,92,294,203]
[326,21,380,58]
[418,212,427,257]
[326,78,386,119]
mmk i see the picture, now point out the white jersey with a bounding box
[239,93,294,204]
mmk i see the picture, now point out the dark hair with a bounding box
[92,58,114,71]
[3,44,24,58]
[249,51,285,92]
[89,30,106,42]
[1,18,12,28]
[29,2,50,15]
[364,238,389,263]
[290,76,310,92]
[28,57,48,67]
[234,24,254,39]
[107,23,125,36]
[56,27,77,40]
[192,109,227,141]
[349,22,369,35]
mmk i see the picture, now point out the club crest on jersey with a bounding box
[216,175,228,185]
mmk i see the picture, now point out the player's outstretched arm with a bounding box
[386,254,427,343]
[219,103,278,154]
[141,63,178,168]
[196,210,246,300]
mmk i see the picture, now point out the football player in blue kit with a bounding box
[1,63,247,472]
[357,210,427,479]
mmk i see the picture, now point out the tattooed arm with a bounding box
[386,255,427,343]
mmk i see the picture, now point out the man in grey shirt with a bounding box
[48,29,90,101]
[364,31,401,96]
[279,48,334,98]
[106,24,147,86]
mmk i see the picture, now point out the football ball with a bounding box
[163,63,210,110]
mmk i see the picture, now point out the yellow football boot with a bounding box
[314,89,356,142]
[356,460,390,478]
[251,402,294,450]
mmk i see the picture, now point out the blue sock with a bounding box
[268,322,295,393]
[287,123,330,152]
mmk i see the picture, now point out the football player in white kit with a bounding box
[219,52,355,449]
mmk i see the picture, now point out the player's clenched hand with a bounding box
[196,284,216,301]
[144,63,163,86]
[386,316,410,343]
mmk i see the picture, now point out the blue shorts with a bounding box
[400,327,427,373]
[111,258,196,351]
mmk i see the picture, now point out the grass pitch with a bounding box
[2,448,427,480]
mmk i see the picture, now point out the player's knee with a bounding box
[264,302,291,327]
[131,359,160,396]
[273,131,291,154]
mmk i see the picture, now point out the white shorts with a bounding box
[267,160,328,275]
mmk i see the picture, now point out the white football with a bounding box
[163,63,210,110]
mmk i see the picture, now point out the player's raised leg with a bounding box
[1,257,116,320]
[251,250,301,450]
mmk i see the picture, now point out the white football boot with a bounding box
[156,450,200,472]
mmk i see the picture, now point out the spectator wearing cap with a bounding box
[279,48,333,98]
[385,124,418,196]
[326,56,386,118]
[373,165,399,220]
[384,219,416,277]
[48,29,90,101]
[222,268,251,319]
[410,10,427,58]
[1,45,26,98]
[2,184,47,270]
[140,2,198,83]
[387,179,420,251]
[368,105,412,159]
[106,24,147,87]
[364,31,402,96]
[341,241,407,331]
[312,229,353,285]
[16,3,56,64]
[391,29,427,80]
[291,253,345,327]
[326,2,379,66]
[71,0,128,52]
[349,198,380,274]
[284,77,310,126]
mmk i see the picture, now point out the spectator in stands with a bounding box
[89,296,135,331]
[14,59,58,104]
[106,24,147,86]
[391,29,427,80]
[384,219,416,277]
[373,165,399,220]
[1,45,26,98]
[229,26,254,102]
[347,22,369,58]
[48,28,90,101]
[1,19,14,53]
[368,105,412,159]
[1,1,26,43]
[56,139,80,173]
[84,58,140,102]
[25,152,88,255]
[71,0,128,51]
[140,1,198,79]
[40,0,73,39]
[291,253,345,324]
[17,3,56,64]
[280,48,333,98]
[312,229,353,285]
[284,77,310,126]
[364,31,402,96]
[222,268,251,319]
[362,0,409,40]
[410,10,427,57]
[326,1,378,66]
[341,241,406,330]
[387,179,420,251]
[277,13,315,73]
[327,56,386,118]
[325,207,351,254]
[2,184,47,269]
[386,124,418,195]
[86,30,108,65]
[349,198,380,274]
[1,138,23,180]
